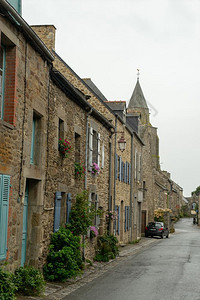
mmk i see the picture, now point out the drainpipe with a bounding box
[83,108,92,261]
[130,132,134,240]
[113,116,118,234]
[108,129,114,234]
[84,108,93,189]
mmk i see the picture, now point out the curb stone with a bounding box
[17,237,160,300]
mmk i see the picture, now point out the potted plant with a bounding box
[58,138,71,158]
[90,226,98,239]
[74,162,86,180]
[91,162,100,176]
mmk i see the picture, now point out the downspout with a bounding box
[83,108,92,261]
[84,108,93,189]
[18,41,27,201]
[108,129,114,234]
[113,116,118,233]
[130,132,134,240]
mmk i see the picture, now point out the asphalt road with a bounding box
[63,218,200,300]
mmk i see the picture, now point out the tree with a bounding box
[191,186,200,196]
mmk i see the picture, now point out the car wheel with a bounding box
[161,232,164,239]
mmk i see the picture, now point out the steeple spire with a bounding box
[128,77,148,110]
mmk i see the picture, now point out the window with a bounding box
[90,193,100,226]
[0,174,10,260]
[59,118,64,142]
[30,116,36,164]
[0,44,6,120]
[75,133,81,163]
[88,127,101,170]
[0,36,17,125]
[30,113,42,165]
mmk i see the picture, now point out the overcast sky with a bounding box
[22,0,200,197]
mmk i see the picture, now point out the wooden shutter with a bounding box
[135,150,137,179]
[127,206,130,230]
[88,127,93,170]
[66,193,71,224]
[101,142,104,168]
[129,163,131,185]
[54,192,62,232]
[95,194,100,226]
[115,154,118,180]
[119,156,122,181]
[0,175,10,260]
[97,133,101,166]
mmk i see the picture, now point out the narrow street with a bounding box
[63,218,200,300]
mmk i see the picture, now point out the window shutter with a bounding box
[124,206,127,232]
[66,193,71,224]
[122,161,124,182]
[30,117,36,164]
[95,194,100,226]
[118,205,120,235]
[135,150,137,179]
[0,175,10,260]
[129,163,131,185]
[127,206,130,229]
[139,154,142,181]
[54,192,62,232]
[115,154,118,180]
[119,156,122,181]
[97,133,101,166]
[101,142,104,168]
[88,127,93,170]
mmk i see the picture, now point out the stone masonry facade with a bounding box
[0,1,185,273]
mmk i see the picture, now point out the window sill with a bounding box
[0,119,14,130]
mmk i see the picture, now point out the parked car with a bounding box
[145,222,169,238]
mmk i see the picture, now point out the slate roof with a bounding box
[128,79,148,109]
[83,78,108,102]
[105,101,126,111]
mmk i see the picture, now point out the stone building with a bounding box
[31,25,145,244]
[0,0,115,270]
[127,78,184,231]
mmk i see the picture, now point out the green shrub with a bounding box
[14,266,45,296]
[0,268,17,300]
[94,234,119,262]
[69,190,100,236]
[43,227,82,282]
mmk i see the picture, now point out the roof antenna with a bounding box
[137,68,140,81]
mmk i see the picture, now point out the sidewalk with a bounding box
[18,237,159,300]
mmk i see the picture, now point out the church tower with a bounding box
[127,77,150,126]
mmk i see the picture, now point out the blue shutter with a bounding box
[115,154,118,180]
[66,193,71,224]
[129,163,131,185]
[54,192,62,232]
[114,205,117,233]
[122,162,124,182]
[30,117,36,164]
[0,175,10,260]
[118,205,120,235]
[124,206,127,232]
[126,162,128,184]
[119,157,122,181]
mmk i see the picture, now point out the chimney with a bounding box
[31,25,56,52]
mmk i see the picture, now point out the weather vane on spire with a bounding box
[137,69,140,80]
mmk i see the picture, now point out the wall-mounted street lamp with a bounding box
[118,132,126,152]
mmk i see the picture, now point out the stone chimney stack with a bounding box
[31,25,56,52]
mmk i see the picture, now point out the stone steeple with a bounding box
[127,78,149,125]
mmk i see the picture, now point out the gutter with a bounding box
[0,0,54,62]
